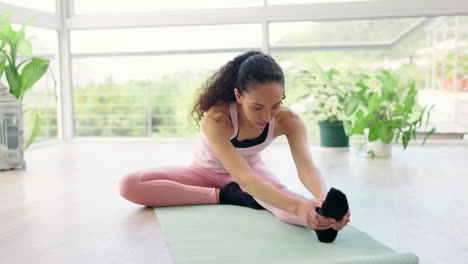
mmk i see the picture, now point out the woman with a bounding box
[119,51,350,240]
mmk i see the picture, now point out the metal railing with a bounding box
[73,89,197,137]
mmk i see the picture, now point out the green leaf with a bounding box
[356,109,364,119]
[0,55,5,78]
[424,105,435,129]
[343,121,353,136]
[5,64,22,99]
[17,38,33,57]
[394,130,401,143]
[368,124,380,142]
[312,60,329,83]
[404,97,415,112]
[365,113,376,122]
[412,108,425,127]
[355,79,368,90]
[0,10,15,21]
[326,68,339,81]
[394,105,405,115]
[20,16,35,32]
[407,81,417,97]
[353,119,367,134]
[422,127,436,146]
[19,57,50,100]
[0,32,9,42]
[377,70,398,93]
[391,119,403,128]
[402,131,411,149]
[357,93,366,102]
[11,16,34,47]
[24,110,41,149]
[4,16,33,61]
[386,91,397,102]
[10,30,25,51]
[368,92,380,112]
[401,85,416,112]
[378,124,393,144]
[344,98,359,116]
[0,10,15,33]
[380,69,391,78]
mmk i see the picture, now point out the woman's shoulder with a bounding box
[276,105,302,123]
[274,105,304,136]
[202,102,233,132]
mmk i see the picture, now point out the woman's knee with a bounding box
[119,171,143,202]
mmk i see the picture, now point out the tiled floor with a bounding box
[1,138,467,263]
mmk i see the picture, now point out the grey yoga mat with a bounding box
[154,205,418,264]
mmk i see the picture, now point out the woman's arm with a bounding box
[202,110,337,230]
[202,113,301,215]
[280,109,328,200]
[280,110,351,231]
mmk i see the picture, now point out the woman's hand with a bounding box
[295,199,337,230]
[330,210,351,231]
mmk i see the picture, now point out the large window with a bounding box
[70,24,261,137]
[72,53,238,137]
[3,2,467,140]
[272,16,468,138]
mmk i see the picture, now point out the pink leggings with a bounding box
[119,162,308,226]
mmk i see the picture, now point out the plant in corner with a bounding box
[0,10,50,148]
[296,63,354,150]
[439,50,468,93]
[343,70,436,158]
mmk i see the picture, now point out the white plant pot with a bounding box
[366,139,392,158]
[364,129,392,158]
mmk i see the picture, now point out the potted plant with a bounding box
[440,51,468,93]
[296,64,354,150]
[0,10,50,149]
[343,70,436,158]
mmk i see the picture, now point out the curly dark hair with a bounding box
[191,50,285,125]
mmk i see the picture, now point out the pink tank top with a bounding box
[192,101,276,173]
